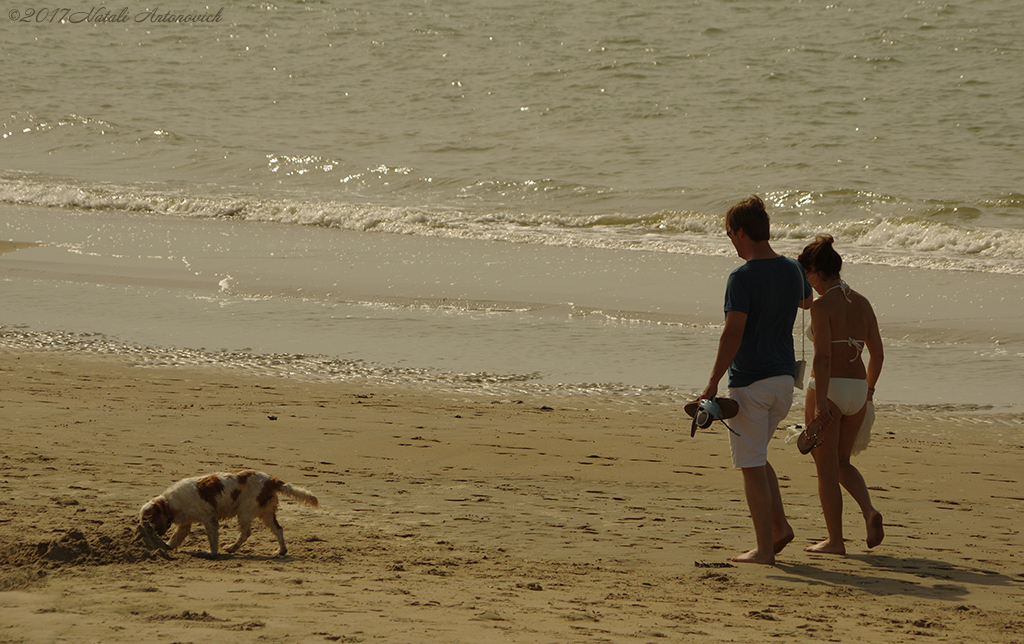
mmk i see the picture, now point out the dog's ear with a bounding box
[141,499,172,535]
[140,499,164,522]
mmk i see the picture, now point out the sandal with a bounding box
[797,420,823,455]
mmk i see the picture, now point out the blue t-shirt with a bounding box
[724,256,811,388]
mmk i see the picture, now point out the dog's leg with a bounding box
[167,523,192,550]
[202,520,220,556]
[260,512,287,556]
[225,518,252,554]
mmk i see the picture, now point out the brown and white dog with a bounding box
[139,470,318,557]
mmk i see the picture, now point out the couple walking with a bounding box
[695,195,884,565]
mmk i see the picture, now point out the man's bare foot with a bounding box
[803,539,846,555]
[867,511,884,548]
[731,548,775,565]
[773,528,795,554]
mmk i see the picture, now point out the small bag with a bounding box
[794,358,806,390]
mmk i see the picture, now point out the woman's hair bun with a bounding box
[798,234,842,278]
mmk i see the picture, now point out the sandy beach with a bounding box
[2,347,1022,643]
[5,1,1024,640]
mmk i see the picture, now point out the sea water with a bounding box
[2,1,1022,412]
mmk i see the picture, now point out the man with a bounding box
[696,195,812,565]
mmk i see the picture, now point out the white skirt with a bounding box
[851,400,875,456]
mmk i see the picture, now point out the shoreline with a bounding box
[2,346,1023,642]
[5,207,1024,413]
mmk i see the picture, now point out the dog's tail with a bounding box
[278,481,319,508]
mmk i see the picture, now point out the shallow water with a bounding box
[2,0,1023,413]
[3,204,1021,412]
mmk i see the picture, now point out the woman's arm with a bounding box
[810,298,834,423]
[865,306,884,400]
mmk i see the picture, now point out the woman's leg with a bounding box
[836,406,884,548]
[806,398,846,554]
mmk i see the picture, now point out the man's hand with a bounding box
[698,383,718,402]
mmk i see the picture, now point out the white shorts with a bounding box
[727,375,795,469]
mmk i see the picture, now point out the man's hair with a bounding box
[725,195,770,242]
[798,234,842,279]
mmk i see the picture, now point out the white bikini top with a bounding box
[804,280,865,362]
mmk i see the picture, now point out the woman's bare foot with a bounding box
[804,539,846,555]
[866,511,884,548]
[731,548,775,565]
[773,528,795,554]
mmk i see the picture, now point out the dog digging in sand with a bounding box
[140,470,318,557]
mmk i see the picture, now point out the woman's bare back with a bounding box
[820,287,877,379]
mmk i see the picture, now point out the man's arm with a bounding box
[698,310,747,400]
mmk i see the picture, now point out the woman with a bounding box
[797,235,884,554]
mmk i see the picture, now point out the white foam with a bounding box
[4,176,1023,275]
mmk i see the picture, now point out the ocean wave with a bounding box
[3,174,1024,275]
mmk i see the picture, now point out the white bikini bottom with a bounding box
[807,377,868,416]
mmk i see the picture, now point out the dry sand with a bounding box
[1,347,1023,643]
